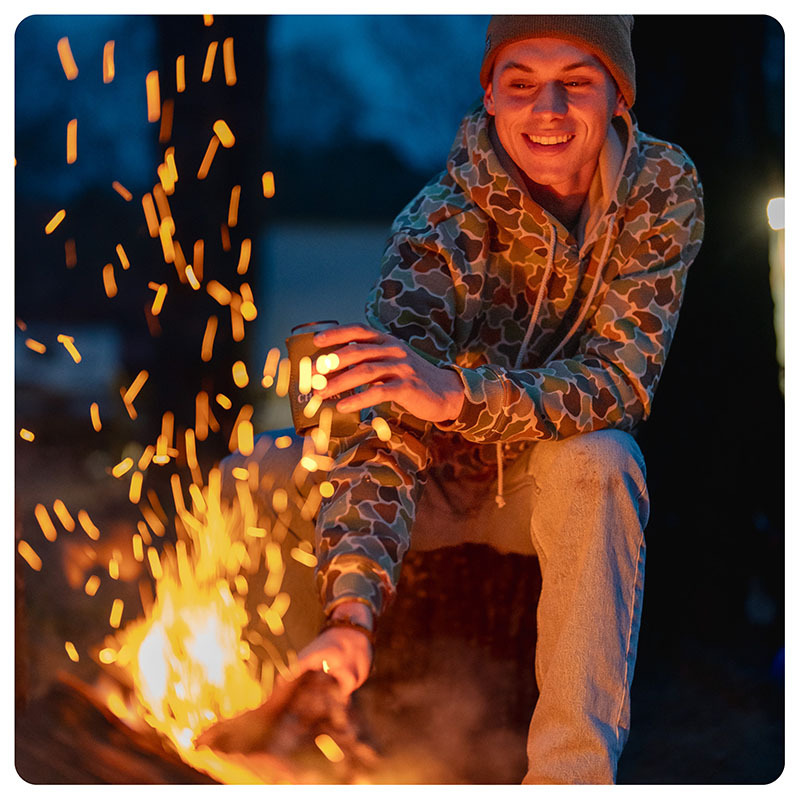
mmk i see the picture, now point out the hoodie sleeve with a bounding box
[314,237,462,619]
[440,157,705,443]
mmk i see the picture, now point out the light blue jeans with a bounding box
[411,429,649,784]
[225,428,649,784]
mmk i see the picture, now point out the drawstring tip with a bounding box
[494,494,506,509]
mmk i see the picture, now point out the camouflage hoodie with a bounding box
[314,103,704,619]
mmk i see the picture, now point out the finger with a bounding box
[313,324,384,348]
[319,362,406,399]
[322,343,407,375]
[335,382,399,414]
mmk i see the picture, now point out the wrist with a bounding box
[443,366,465,421]
[330,599,374,629]
[320,617,376,647]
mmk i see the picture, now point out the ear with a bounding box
[483,81,496,116]
[613,91,627,117]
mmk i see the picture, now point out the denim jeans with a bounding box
[412,429,649,784]
[224,428,649,784]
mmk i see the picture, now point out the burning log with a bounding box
[195,670,379,782]
[15,672,217,784]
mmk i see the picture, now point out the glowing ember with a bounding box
[45,209,66,235]
[207,280,231,306]
[57,334,81,363]
[146,70,161,123]
[17,540,42,571]
[198,136,220,180]
[129,470,144,503]
[65,641,80,662]
[315,733,345,763]
[78,509,101,540]
[371,417,392,442]
[34,503,57,541]
[124,370,149,405]
[302,394,323,419]
[109,598,124,629]
[202,41,219,83]
[112,457,134,478]
[176,55,186,92]
[102,263,118,298]
[186,265,201,290]
[65,238,77,267]
[237,420,254,456]
[53,498,76,531]
[142,193,159,236]
[262,171,275,198]
[113,181,133,201]
[66,118,77,164]
[160,100,175,144]
[232,360,249,388]
[213,119,235,148]
[223,37,236,86]
[290,547,317,568]
[227,185,241,228]
[24,338,45,354]
[103,40,115,83]
[116,243,130,269]
[19,428,35,442]
[236,238,252,275]
[151,283,168,315]
[57,37,78,80]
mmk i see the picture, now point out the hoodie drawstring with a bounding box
[542,219,617,364]
[495,223,557,508]
[493,218,616,508]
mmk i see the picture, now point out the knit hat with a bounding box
[479,15,636,108]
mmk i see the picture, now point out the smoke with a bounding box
[355,636,531,784]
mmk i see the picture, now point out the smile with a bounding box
[524,133,575,145]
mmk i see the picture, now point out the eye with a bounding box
[564,79,590,88]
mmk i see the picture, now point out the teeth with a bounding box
[526,133,573,145]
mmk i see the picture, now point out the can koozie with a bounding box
[285,320,360,438]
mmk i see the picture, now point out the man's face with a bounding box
[484,38,625,198]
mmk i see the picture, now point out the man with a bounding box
[212,15,704,783]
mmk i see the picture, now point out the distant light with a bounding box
[767,197,784,231]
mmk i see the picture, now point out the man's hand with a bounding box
[313,323,464,423]
[291,600,374,699]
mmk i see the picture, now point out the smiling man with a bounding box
[210,15,704,784]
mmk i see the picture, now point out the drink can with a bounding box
[285,320,360,437]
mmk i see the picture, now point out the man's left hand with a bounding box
[313,324,464,423]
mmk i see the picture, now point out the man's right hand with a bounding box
[291,623,373,699]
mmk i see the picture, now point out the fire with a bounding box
[102,467,295,783]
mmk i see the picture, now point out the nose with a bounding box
[532,81,568,118]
